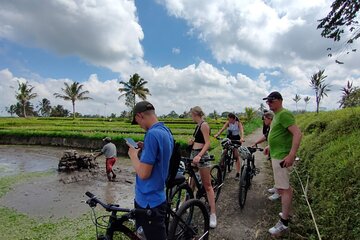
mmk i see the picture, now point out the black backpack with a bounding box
[166,140,182,188]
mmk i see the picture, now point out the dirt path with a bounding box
[211,128,275,240]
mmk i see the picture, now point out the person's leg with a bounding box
[278,187,293,219]
[135,201,167,240]
[269,159,292,235]
[234,149,241,179]
[105,159,112,181]
[199,166,217,228]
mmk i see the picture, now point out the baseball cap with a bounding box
[132,101,155,124]
[263,91,283,101]
[103,137,111,142]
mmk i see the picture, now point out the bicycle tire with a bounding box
[238,166,248,209]
[168,199,210,240]
[219,152,227,181]
[105,220,140,240]
[210,165,223,202]
[227,157,234,173]
[169,183,194,213]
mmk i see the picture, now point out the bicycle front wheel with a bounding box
[168,199,210,240]
[219,152,227,181]
[210,165,223,202]
[238,166,249,209]
[169,183,194,212]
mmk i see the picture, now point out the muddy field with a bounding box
[0,145,136,219]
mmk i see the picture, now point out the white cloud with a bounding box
[0,0,144,72]
[172,48,181,54]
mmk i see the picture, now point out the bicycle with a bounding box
[169,156,223,211]
[84,191,210,240]
[216,137,242,181]
[237,145,263,209]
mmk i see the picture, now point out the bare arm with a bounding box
[127,145,153,180]
[283,125,302,167]
[253,135,266,146]
[214,121,229,138]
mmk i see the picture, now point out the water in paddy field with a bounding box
[0,144,135,219]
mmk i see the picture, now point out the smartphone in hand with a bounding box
[279,160,286,168]
[124,138,138,149]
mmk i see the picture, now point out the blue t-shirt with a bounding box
[135,122,174,208]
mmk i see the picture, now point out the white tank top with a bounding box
[228,121,240,136]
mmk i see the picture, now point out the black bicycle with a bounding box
[217,137,242,181]
[169,156,222,212]
[237,145,263,209]
[85,191,209,240]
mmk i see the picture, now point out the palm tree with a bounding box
[54,82,92,119]
[309,69,331,113]
[5,105,17,117]
[38,98,52,117]
[304,96,311,112]
[118,73,151,110]
[293,94,302,112]
[244,107,256,122]
[338,81,353,108]
[15,81,38,118]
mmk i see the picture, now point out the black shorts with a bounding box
[227,134,240,141]
[135,201,167,240]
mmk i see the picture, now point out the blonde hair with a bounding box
[190,106,205,117]
[264,111,274,119]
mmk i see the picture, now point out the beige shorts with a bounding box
[271,158,292,189]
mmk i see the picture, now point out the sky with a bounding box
[0,0,359,117]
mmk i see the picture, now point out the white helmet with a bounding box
[238,146,251,160]
[221,138,232,148]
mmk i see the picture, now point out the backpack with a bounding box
[166,140,182,188]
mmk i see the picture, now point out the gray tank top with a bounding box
[228,121,240,136]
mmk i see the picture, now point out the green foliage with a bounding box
[244,107,257,122]
[292,107,360,239]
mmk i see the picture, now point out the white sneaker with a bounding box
[268,220,288,236]
[267,187,276,194]
[209,214,217,228]
[268,192,281,201]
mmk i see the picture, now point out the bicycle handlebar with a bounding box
[85,192,152,216]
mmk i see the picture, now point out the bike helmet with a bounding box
[221,138,232,148]
[238,146,251,160]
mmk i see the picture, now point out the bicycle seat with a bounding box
[167,173,186,188]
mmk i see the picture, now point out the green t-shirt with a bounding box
[268,108,295,160]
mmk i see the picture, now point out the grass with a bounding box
[289,107,360,240]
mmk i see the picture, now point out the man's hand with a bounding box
[137,141,144,149]
[282,154,295,168]
[127,143,140,158]
[264,146,269,156]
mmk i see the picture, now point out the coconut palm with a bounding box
[338,81,353,108]
[309,69,331,113]
[118,73,151,110]
[244,107,256,122]
[15,81,38,118]
[54,82,92,119]
[5,105,17,117]
[38,98,52,117]
[293,94,302,112]
[304,96,311,112]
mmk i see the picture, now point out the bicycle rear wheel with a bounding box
[168,199,209,240]
[238,166,249,209]
[210,165,223,202]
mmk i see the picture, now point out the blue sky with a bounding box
[0,0,359,116]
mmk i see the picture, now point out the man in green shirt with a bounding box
[263,91,302,236]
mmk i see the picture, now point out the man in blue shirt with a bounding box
[127,101,174,240]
